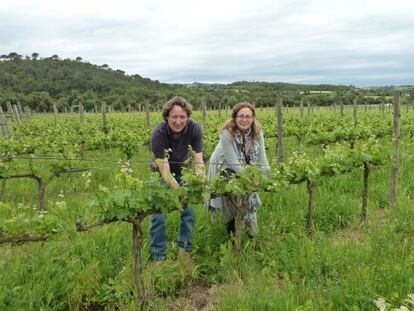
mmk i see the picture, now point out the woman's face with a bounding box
[235,107,254,132]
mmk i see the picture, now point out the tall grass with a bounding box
[1,109,414,310]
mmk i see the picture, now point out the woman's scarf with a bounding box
[234,128,259,165]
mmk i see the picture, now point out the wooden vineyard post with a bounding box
[7,101,20,123]
[276,97,284,163]
[53,103,58,115]
[0,107,11,138]
[360,162,370,224]
[202,100,207,130]
[353,97,358,126]
[79,102,85,123]
[340,101,344,117]
[101,101,108,133]
[12,104,21,123]
[145,101,150,127]
[307,99,311,115]
[6,101,16,122]
[53,103,58,123]
[218,101,222,118]
[389,91,400,215]
[299,101,304,118]
[17,101,24,119]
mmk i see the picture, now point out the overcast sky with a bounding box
[1,0,414,86]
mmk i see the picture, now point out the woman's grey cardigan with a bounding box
[207,129,270,222]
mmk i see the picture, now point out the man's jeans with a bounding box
[150,207,195,261]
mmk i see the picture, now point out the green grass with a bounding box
[1,110,414,310]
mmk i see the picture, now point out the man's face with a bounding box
[167,105,188,134]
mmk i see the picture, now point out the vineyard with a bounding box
[1,100,414,310]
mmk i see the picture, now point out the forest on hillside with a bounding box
[0,52,411,112]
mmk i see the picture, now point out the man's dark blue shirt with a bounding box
[150,119,203,181]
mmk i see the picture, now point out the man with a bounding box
[150,96,205,261]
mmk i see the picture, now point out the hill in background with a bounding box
[1,52,411,112]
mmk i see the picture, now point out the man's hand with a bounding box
[194,152,205,177]
[155,158,180,190]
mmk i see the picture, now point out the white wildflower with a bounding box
[120,161,133,175]
[374,298,389,311]
[405,294,414,306]
[38,209,48,218]
[55,201,67,209]
[82,171,92,178]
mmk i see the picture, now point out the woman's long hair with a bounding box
[221,102,262,140]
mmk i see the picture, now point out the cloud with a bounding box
[1,0,413,86]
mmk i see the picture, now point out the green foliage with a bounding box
[93,168,181,221]
[1,108,414,310]
[0,57,162,111]
[0,202,66,236]
[143,258,198,297]
[180,166,206,208]
[208,165,267,197]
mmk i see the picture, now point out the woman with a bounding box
[207,102,270,236]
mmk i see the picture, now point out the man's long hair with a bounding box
[162,96,193,120]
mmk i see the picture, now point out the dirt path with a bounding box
[167,280,220,311]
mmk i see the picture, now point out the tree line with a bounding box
[0,52,411,112]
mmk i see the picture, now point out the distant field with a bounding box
[299,90,333,94]
[364,95,393,99]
